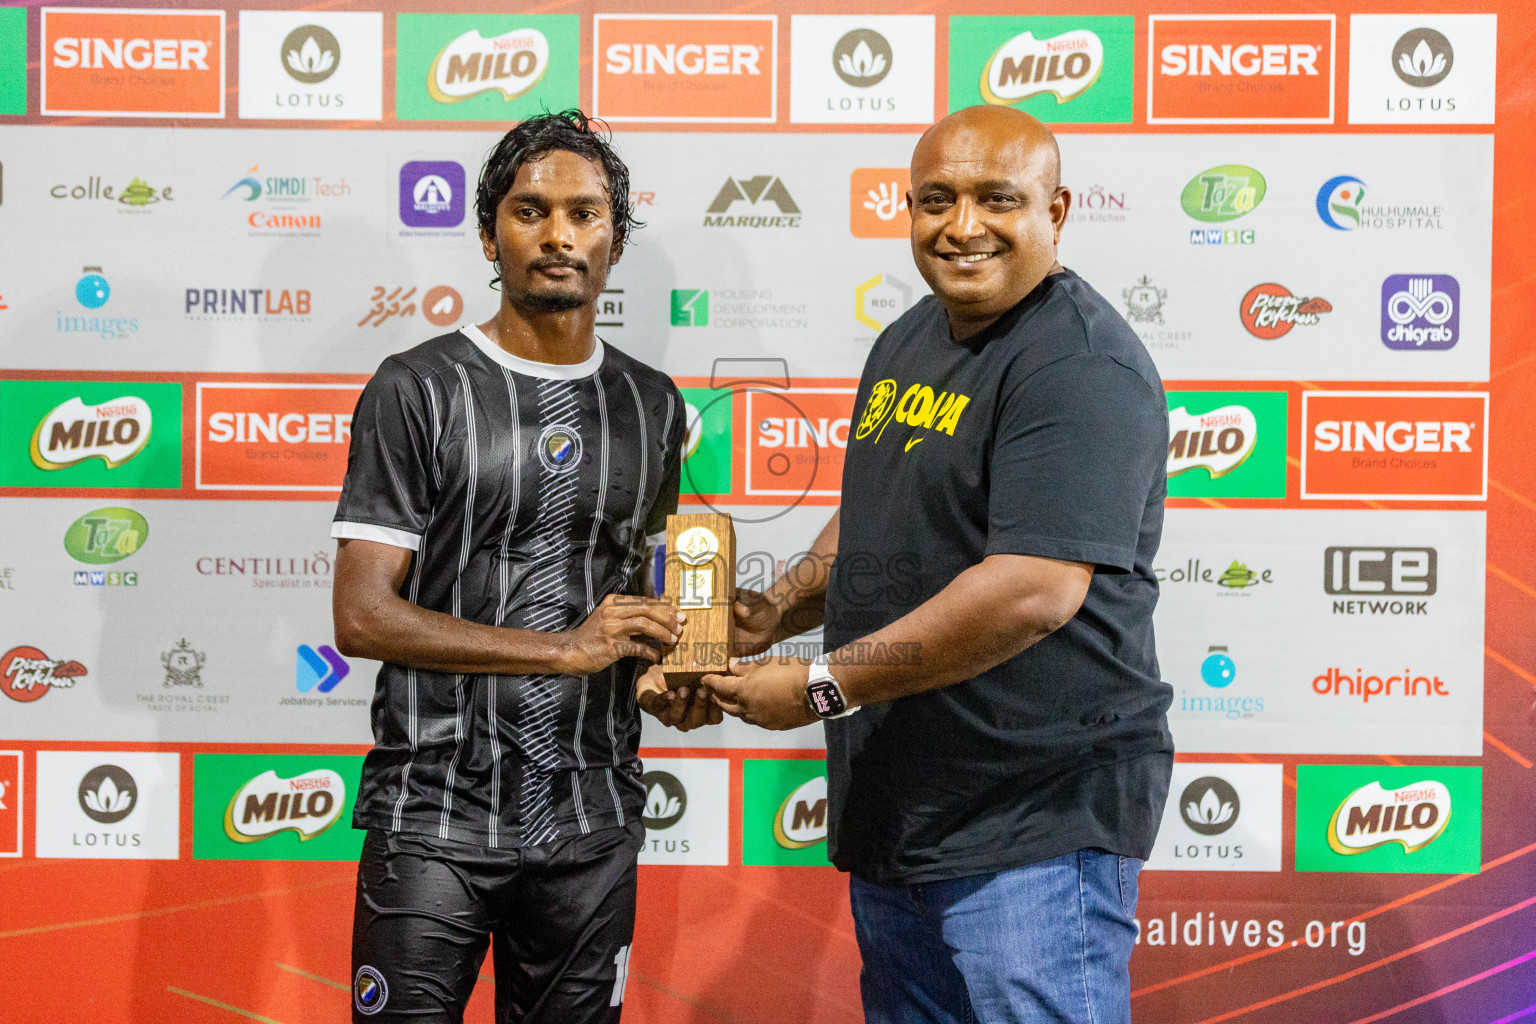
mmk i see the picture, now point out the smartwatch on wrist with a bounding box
[805,654,858,720]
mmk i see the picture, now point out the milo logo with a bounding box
[223,768,346,842]
[1181,165,1266,223]
[428,28,550,102]
[773,775,828,850]
[1327,780,1451,856]
[1167,404,1257,479]
[981,30,1103,106]
[63,507,148,565]
[30,395,152,471]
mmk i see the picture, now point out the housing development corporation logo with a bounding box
[949,17,1132,123]
[1297,765,1480,873]
[1149,15,1335,123]
[1381,275,1458,350]
[397,15,576,121]
[1301,391,1487,500]
[1240,284,1332,339]
[42,8,225,117]
[594,15,777,122]
[703,176,800,228]
[670,290,709,326]
[1,646,87,703]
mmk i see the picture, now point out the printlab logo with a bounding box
[358,285,464,328]
[1381,275,1458,350]
[78,765,137,824]
[1122,276,1166,324]
[832,29,891,86]
[399,161,466,229]
[297,644,350,693]
[1180,776,1239,836]
[1240,284,1332,339]
[1,645,87,703]
[1392,28,1453,88]
[640,770,687,829]
[671,289,709,327]
[282,25,339,84]
[161,639,205,688]
[703,176,801,228]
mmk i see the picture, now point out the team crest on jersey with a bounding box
[537,423,583,473]
[354,965,388,1015]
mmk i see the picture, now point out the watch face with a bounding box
[808,680,846,718]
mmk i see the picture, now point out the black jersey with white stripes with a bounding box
[332,325,684,848]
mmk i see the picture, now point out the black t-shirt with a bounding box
[823,270,1174,885]
[332,327,684,848]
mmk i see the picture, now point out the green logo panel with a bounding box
[1180,165,1268,223]
[948,17,1133,123]
[0,8,25,115]
[194,754,365,861]
[64,506,149,564]
[0,380,182,489]
[1166,390,1287,499]
[678,387,731,496]
[1296,765,1481,874]
[395,14,579,122]
[670,289,709,327]
[742,759,832,867]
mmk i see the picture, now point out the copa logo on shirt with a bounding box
[853,378,972,451]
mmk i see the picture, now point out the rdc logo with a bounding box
[1381,274,1458,350]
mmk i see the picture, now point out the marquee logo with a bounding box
[1302,391,1487,500]
[1328,780,1450,854]
[428,28,549,103]
[196,381,362,492]
[1149,15,1335,123]
[1181,165,1266,223]
[704,176,800,228]
[42,8,224,117]
[594,15,776,122]
[223,768,346,842]
[30,395,151,471]
[981,29,1104,106]
[1381,275,1458,350]
[1,646,87,703]
[1240,284,1332,339]
[1167,404,1256,479]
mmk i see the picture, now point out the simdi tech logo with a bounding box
[41,8,225,117]
[1296,765,1481,874]
[193,754,364,861]
[196,381,363,492]
[1165,391,1287,499]
[395,14,578,122]
[743,759,832,866]
[237,12,384,120]
[1148,15,1335,124]
[1301,391,1487,500]
[594,14,777,123]
[949,16,1133,124]
[0,380,182,489]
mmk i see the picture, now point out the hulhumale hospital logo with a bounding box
[1316,175,1365,230]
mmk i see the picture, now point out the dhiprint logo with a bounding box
[1,646,87,703]
[78,765,137,824]
[223,768,347,842]
[1316,175,1365,230]
[428,28,550,103]
[1181,165,1266,223]
[774,775,828,850]
[640,770,687,829]
[296,644,349,694]
[1381,275,1458,351]
[832,29,891,87]
[537,423,582,474]
[1392,28,1453,88]
[1240,283,1332,340]
[850,168,910,238]
[981,29,1104,106]
[282,25,339,84]
[1180,776,1240,837]
[703,176,801,228]
[670,290,709,327]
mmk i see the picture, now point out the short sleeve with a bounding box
[331,359,438,550]
[642,384,687,546]
[987,354,1166,573]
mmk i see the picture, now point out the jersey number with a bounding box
[610,944,631,1007]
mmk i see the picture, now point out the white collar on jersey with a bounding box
[459,323,605,380]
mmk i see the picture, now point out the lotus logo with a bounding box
[832,29,892,87]
[981,30,1103,106]
[641,770,687,830]
[1392,28,1453,88]
[1180,776,1239,836]
[282,25,341,85]
[78,764,137,824]
[773,775,828,849]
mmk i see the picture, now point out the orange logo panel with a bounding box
[1149,16,1333,123]
[42,8,225,117]
[196,383,363,492]
[594,16,776,122]
[850,168,911,239]
[0,751,19,857]
[744,388,855,499]
[1302,392,1487,500]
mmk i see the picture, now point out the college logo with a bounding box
[1347,15,1496,125]
[1325,547,1436,596]
[949,17,1131,123]
[0,380,182,489]
[64,507,148,565]
[1157,558,1273,592]
[79,764,137,824]
[594,14,777,123]
[670,290,709,327]
[1149,15,1335,123]
[1381,275,1458,350]
[49,176,175,209]
[1301,391,1487,500]
[1,646,87,703]
[1392,28,1453,88]
[1165,392,1287,499]
[850,168,910,238]
[36,751,180,859]
[1239,284,1332,339]
[0,750,21,857]
[1123,276,1167,324]
[238,12,382,120]
[30,395,151,471]
[399,161,465,229]
[196,382,362,491]
[194,754,364,861]
[42,8,225,117]
[354,966,388,1017]
[396,15,576,120]
[1297,765,1480,873]
[1181,165,1265,223]
[855,273,915,333]
[703,176,801,228]
[641,770,687,829]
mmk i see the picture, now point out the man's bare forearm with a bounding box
[336,587,579,675]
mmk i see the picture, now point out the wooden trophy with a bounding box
[661,512,735,687]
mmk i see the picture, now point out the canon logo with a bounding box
[604,43,761,76]
[1159,43,1320,77]
[52,37,209,70]
[1312,419,1472,453]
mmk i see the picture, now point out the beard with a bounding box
[512,287,588,313]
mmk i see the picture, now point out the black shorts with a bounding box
[351,820,644,1023]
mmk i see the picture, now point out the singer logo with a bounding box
[594,15,776,122]
[223,768,345,842]
[1167,404,1256,479]
[30,395,151,471]
[196,382,364,492]
[1149,15,1335,123]
[42,8,225,117]
[981,29,1103,106]
[1302,391,1487,500]
[745,387,856,499]
[428,28,549,103]
[1328,780,1451,855]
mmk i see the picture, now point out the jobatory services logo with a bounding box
[637,758,729,865]
[1325,546,1436,617]
[1239,283,1332,339]
[703,176,801,228]
[358,285,464,329]
[395,15,578,121]
[41,8,224,117]
[1314,176,1445,233]
[949,16,1133,123]
[1146,763,1283,872]
[789,16,935,124]
[1148,15,1335,124]
[58,266,139,340]
[677,386,732,496]
[855,273,915,333]
[1296,765,1480,873]
[1165,391,1287,499]
[1301,391,1487,500]
[237,12,382,120]
[1381,275,1459,351]
[194,754,364,861]
[1181,165,1264,246]
[0,750,21,857]
[1,646,87,703]
[850,168,910,238]
[594,14,777,123]
[0,8,24,115]
[1348,15,1496,125]
[743,760,831,865]
[0,380,181,489]
[196,381,363,492]
[35,751,180,859]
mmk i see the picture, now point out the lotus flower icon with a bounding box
[640,772,687,828]
[645,785,681,821]
[281,25,341,85]
[1187,786,1234,827]
[1391,28,1453,87]
[839,41,887,81]
[78,764,138,824]
[1179,776,1240,836]
[832,29,893,87]
[1399,40,1446,81]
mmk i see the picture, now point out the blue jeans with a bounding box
[849,849,1141,1024]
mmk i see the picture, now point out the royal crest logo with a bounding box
[536,423,582,473]
[1122,276,1166,324]
[428,28,550,103]
[981,29,1103,106]
[161,639,206,689]
[281,25,340,84]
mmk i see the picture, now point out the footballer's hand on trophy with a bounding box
[732,587,782,658]
[636,665,722,732]
[560,594,684,675]
[704,657,817,732]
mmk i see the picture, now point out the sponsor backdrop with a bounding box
[0,2,1531,1023]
